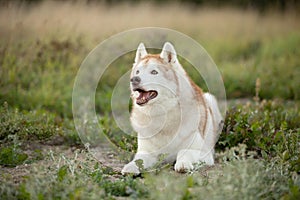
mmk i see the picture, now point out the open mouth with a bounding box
[133,88,158,106]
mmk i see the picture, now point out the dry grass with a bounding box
[1,0,299,42]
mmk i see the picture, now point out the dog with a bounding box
[121,42,222,174]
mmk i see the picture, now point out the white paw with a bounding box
[121,162,140,175]
[174,160,194,173]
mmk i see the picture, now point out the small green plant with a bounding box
[0,146,28,167]
[0,102,61,141]
[0,134,28,167]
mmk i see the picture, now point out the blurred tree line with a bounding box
[1,0,299,11]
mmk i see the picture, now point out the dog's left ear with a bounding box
[135,43,148,64]
[160,42,177,63]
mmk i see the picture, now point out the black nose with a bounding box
[130,76,141,85]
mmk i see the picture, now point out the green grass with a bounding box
[204,33,300,99]
[0,139,299,199]
[1,33,299,120]
[0,102,61,141]
[0,100,299,199]
[0,38,86,118]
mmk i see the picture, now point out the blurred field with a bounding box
[1,1,300,116]
[0,1,299,199]
[1,1,299,40]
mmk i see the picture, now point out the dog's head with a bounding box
[130,42,181,107]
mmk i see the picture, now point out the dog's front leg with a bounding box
[174,149,214,172]
[121,152,157,175]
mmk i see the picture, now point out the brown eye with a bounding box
[151,70,158,75]
[136,70,139,74]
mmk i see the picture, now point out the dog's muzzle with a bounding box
[130,76,157,106]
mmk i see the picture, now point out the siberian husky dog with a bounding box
[121,42,222,174]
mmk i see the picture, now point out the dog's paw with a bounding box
[121,162,140,175]
[174,160,194,173]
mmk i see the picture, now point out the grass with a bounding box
[0,102,61,141]
[0,1,299,199]
[0,134,299,199]
[215,34,300,99]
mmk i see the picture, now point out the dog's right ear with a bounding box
[134,43,148,64]
[160,42,177,64]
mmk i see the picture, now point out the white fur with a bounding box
[122,42,222,174]
[135,43,148,63]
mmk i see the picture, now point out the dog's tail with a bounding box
[203,93,223,132]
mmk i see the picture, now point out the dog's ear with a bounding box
[135,43,148,63]
[160,42,177,63]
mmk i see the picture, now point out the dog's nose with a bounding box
[130,76,141,85]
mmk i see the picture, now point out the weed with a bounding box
[218,100,300,174]
[0,102,61,141]
[0,145,28,167]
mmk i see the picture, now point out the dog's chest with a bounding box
[131,106,181,138]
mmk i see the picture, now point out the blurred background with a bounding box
[0,0,299,116]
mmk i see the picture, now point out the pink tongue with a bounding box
[137,92,149,100]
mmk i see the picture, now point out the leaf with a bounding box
[57,165,68,182]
